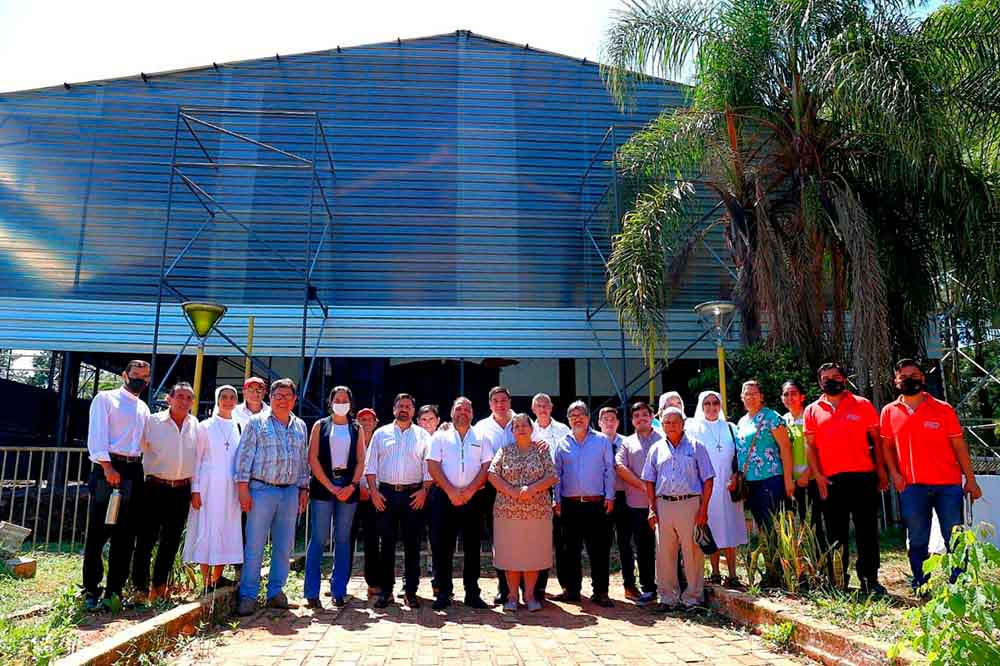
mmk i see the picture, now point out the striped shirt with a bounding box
[364,422,432,485]
[235,413,310,488]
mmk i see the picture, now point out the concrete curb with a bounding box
[55,586,236,666]
[705,585,921,666]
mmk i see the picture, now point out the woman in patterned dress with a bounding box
[488,413,558,612]
[731,380,795,531]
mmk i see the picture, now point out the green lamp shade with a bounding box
[182,301,227,338]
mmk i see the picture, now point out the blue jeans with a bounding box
[900,483,964,588]
[746,474,787,532]
[239,481,299,603]
[304,497,357,599]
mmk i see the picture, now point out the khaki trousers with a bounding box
[654,497,703,606]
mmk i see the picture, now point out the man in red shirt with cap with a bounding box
[880,358,982,593]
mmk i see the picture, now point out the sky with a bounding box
[0,0,627,93]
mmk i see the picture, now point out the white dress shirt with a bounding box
[141,410,200,480]
[533,418,571,462]
[474,415,514,454]
[427,426,493,488]
[87,387,151,463]
[232,402,271,429]
[364,422,432,485]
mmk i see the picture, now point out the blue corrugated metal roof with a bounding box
[0,31,734,356]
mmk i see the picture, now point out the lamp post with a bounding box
[181,301,227,416]
[693,300,736,410]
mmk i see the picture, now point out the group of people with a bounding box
[82,357,983,617]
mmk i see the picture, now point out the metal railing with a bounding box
[0,446,92,552]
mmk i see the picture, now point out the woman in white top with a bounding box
[685,390,748,587]
[183,385,244,590]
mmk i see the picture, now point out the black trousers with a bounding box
[822,471,881,586]
[611,491,636,588]
[629,507,657,593]
[561,499,611,596]
[82,460,144,598]
[375,485,426,596]
[350,498,380,589]
[793,480,829,553]
[429,488,483,601]
[132,479,192,591]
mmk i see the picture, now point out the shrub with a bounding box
[741,508,835,593]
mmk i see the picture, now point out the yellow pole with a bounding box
[717,342,728,413]
[244,316,255,380]
[193,340,205,417]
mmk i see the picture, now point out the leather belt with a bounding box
[110,453,141,463]
[563,495,604,503]
[146,475,191,488]
[659,494,699,502]
[331,468,350,477]
[379,482,423,493]
[251,477,292,488]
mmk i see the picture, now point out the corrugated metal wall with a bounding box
[0,31,734,358]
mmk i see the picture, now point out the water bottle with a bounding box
[105,488,122,525]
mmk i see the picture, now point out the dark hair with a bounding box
[417,404,440,419]
[631,401,652,416]
[327,385,353,411]
[169,382,194,396]
[598,406,619,419]
[781,380,806,394]
[817,362,848,381]
[895,358,923,373]
[488,386,511,400]
[393,392,416,408]
[270,378,297,395]
[124,359,150,374]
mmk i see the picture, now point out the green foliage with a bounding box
[741,507,834,593]
[807,588,904,644]
[760,621,795,651]
[892,526,1000,666]
[0,586,82,665]
[688,343,817,417]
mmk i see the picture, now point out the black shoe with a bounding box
[84,595,102,612]
[305,598,323,610]
[552,591,581,603]
[654,602,678,613]
[374,595,391,609]
[215,576,237,589]
[405,593,421,609]
[464,596,489,609]
[493,593,506,606]
[432,597,451,611]
[590,594,614,608]
[335,597,346,607]
[861,579,887,597]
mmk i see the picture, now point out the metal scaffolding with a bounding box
[149,107,337,417]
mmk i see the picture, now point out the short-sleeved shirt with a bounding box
[363,423,432,485]
[427,426,493,488]
[533,419,571,463]
[735,407,786,481]
[474,415,514,453]
[880,394,963,485]
[783,412,809,475]
[608,433,626,492]
[803,392,879,476]
[616,429,663,507]
[490,444,556,520]
[641,434,715,497]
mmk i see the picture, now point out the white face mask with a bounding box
[331,403,351,416]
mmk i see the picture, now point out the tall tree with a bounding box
[601,0,1000,402]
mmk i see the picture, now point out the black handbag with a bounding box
[694,523,719,556]
[729,423,763,503]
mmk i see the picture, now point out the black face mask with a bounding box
[898,378,925,396]
[126,377,148,394]
[821,379,846,396]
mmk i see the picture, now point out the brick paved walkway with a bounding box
[171,574,808,666]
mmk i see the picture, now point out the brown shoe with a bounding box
[265,592,298,610]
[623,585,641,601]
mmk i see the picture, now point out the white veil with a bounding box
[693,390,726,423]
[211,384,238,417]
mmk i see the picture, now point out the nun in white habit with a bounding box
[183,384,244,589]
[685,390,748,587]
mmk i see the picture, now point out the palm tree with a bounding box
[601,0,1000,401]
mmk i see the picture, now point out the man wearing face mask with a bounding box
[879,359,982,593]
[82,359,152,611]
[804,362,888,595]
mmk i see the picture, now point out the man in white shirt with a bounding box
[132,382,199,604]
[427,397,492,610]
[364,393,433,609]
[232,376,270,428]
[531,392,571,600]
[472,386,515,605]
[82,359,151,611]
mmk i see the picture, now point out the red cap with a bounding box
[356,408,377,419]
[243,376,266,388]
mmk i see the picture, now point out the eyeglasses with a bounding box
[703,400,721,406]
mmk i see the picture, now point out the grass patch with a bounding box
[760,621,795,651]
[0,550,81,616]
[0,586,83,665]
[801,588,907,643]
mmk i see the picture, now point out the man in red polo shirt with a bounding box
[880,358,982,593]
[804,362,888,595]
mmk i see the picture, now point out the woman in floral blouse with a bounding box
[489,413,558,612]
[732,380,795,531]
